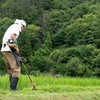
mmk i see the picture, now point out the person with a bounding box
[1,19,26,91]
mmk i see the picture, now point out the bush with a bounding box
[30,70,41,76]
[66,57,85,77]
[0,54,6,71]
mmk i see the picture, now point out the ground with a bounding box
[0,89,100,100]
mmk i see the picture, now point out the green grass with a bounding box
[0,74,100,100]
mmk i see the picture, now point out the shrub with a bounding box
[66,57,85,77]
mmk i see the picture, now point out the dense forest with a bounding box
[0,0,100,77]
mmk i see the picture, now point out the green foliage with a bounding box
[18,30,32,59]
[50,49,61,62]
[29,50,53,73]
[66,57,85,76]
[0,54,6,71]
[50,45,100,76]
[1,0,100,77]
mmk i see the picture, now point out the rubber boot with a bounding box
[10,77,19,91]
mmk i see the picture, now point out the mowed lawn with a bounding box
[0,75,100,100]
[0,90,100,100]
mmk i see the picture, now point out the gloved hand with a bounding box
[7,42,18,49]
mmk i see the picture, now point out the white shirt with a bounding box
[1,24,21,52]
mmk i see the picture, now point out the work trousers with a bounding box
[2,51,21,78]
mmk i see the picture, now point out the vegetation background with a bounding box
[0,0,100,77]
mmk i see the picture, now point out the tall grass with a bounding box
[0,74,100,92]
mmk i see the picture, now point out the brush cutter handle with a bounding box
[20,57,27,62]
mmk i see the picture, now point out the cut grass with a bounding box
[0,90,100,100]
[0,74,100,100]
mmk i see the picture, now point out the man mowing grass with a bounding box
[1,19,26,91]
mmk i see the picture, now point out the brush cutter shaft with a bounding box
[22,62,36,90]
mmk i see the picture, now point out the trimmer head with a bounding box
[28,83,37,90]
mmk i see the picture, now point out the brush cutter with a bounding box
[20,57,37,90]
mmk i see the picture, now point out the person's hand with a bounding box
[16,47,19,54]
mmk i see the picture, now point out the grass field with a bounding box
[0,75,100,100]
